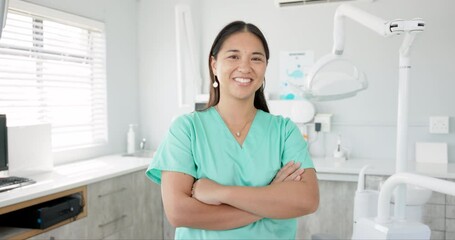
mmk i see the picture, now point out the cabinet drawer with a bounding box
[87,174,134,239]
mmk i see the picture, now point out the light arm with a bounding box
[333,4,424,55]
[333,4,393,55]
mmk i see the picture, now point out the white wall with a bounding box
[138,0,455,164]
[22,0,140,163]
[18,0,453,164]
[137,0,201,149]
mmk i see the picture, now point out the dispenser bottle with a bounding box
[127,124,136,154]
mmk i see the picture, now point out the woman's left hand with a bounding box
[271,161,305,184]
[192,178,224,205]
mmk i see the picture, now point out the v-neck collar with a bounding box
[211,107,258,149]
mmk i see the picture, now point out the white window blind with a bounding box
[0,1,108,151]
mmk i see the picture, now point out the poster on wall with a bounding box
[279,51,314,100]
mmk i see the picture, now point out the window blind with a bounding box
[0,2,107,150]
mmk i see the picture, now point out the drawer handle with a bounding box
[97,187,127,198]
[98,214,127,228]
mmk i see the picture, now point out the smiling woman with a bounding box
[146,21,319,240]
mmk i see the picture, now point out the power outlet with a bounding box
[429,116,449,134]
[314,113,332,133]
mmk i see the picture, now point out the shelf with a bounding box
[0,186,87,239]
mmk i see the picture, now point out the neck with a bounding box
[215,101,257,139]
[216,99,256,123]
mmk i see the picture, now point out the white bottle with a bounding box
[127,124,135,154]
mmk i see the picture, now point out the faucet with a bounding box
[140,138,147,150]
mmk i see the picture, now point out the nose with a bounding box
[237,58,251,73]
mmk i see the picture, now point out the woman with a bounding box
[146,21,319,239]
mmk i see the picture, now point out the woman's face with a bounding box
[211,31,267,102]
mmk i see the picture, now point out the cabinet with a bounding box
[30,170,163,239]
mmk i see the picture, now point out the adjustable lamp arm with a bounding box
[333,4,392,55]
[332,4,424,55]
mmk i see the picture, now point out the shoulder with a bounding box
[257,110,297,129]
[170,109,212,131]
[257,110,300,140]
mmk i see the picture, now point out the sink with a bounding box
[123,150,155,158]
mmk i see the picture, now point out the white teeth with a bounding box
[234,78,251,83]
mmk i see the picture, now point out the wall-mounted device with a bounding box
[314,113,332,132]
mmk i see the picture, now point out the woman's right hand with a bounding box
[270,161,305,184]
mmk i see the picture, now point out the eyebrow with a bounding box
[225,49,265,56]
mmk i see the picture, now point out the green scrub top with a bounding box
[146,107,314,240]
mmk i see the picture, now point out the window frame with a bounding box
[0,0,108,154]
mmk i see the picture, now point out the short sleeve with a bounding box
[281,119,314,169]
[145,115,197,184]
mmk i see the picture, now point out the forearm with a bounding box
[216,169,319,219]
[161,171,261,230]
[164,194,261,230]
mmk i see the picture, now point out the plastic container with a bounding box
[127,124,136,154]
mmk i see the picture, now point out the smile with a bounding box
[233,77,252,83]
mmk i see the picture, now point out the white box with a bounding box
[7,123,53,176]
[415,142,448,164]
[268,100,315,124]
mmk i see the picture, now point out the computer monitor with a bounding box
[0,114,7,171]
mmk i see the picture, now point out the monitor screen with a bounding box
[0,114,7,171]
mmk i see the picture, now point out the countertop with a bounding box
[2,154,454,208]
[0,155,150,208]
[313,157,455,181]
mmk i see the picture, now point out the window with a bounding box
[0,0,108,151]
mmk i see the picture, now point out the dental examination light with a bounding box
[302,53,368,101]
[302,4,423,101]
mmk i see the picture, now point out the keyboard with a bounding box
[0,176,36,192]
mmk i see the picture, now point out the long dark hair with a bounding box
[205,21,269,113]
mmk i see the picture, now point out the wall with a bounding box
[139,0,455,164]
[20,0,139,163]
[24,1,454,164]
[137,0,201,149]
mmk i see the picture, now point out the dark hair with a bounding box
[205,21,270,113]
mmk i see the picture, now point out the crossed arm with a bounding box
[161,161,319,230]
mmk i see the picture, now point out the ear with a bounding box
[210,56,217,75]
